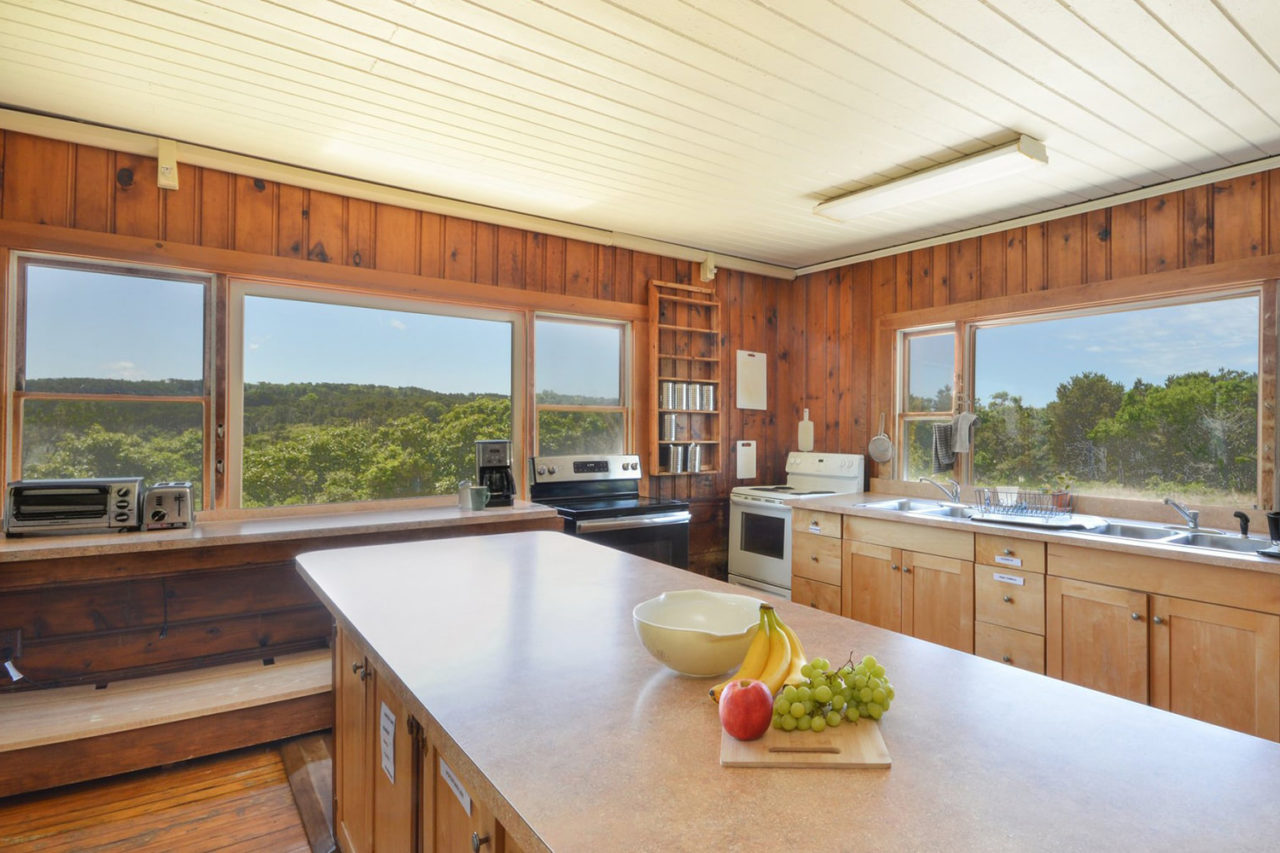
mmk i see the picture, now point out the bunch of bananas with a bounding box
[710,603,807,702]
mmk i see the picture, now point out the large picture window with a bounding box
[232,285,520,508]
[534,316,628,455]
[9,257,210,506]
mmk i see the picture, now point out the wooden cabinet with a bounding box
[336,629,376,853]
[791,508,842,615]
[1047,576,1280,739]
[648,280,721,476]
[842,518,974,654]
[973,533,1046,674]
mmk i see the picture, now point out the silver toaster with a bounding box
[143,481,194,530]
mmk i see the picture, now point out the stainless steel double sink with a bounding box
[855,498,1270,555]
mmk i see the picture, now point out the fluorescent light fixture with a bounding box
[815,135,1048,221]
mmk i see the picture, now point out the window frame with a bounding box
[225,277,527,514]
[4,252,216,503]
[532,312,632,456]
[891,282,1275,508]
[895,324,958,481]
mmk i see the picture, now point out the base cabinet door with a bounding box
[792,575,840,615]
[374,682,419,852]
[844,541,901,630]
[336,629,375,853]
[1046,577,1148,703]
[1149,595,1280,740]
[903,551,974,653]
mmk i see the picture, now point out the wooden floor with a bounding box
[0,742,316,852]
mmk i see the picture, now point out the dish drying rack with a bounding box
[972,486,1073,519]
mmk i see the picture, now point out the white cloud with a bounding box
[389,319,407,331]
[102,360,146,380]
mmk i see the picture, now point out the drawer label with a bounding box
[440,758,472,815]
[993,555,1023,568]
[992,572,1025,586]
[809,521,822,533]
[380,701,396,784]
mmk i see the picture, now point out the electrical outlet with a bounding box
[0,628,21,659]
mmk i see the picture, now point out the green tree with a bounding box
[1044,372,1123,480]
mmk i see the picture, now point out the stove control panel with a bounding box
[530,454,643,483]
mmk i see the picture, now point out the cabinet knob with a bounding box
[1003,594,1013,603]
[1002,655,1012,663]
[472,832,492,852]
[810,554,819,562]
[1003,548,1013,555]
[351,662,364,675]
[903,566,912,574]
[890,563,899,571]
[1153,615,1165,625]
[1130,612,1142,621]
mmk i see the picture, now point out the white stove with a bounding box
[728,452,865,597]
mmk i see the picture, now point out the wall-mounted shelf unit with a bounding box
[648,280,721,476]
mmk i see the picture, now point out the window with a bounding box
[9,256,210,506]
[534,316,628,455]
[899,329,955,480]
[971,294,1259,505]
[232,285,521,508]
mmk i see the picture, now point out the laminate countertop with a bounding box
[0,500,559,563]
[296,531,1280,852]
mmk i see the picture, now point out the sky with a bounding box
[24,266,620,399]
[911,296,1259,408]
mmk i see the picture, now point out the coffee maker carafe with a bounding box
[476,439,515,507]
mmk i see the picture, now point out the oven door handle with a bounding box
[573,511,691,533]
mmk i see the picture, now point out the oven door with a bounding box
[728,495,792,593]
[569,511,691,569]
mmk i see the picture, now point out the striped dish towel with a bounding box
[932,422,955,473]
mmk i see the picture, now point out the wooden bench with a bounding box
[0,648,333,797]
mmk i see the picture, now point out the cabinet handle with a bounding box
[890,563,899,571]
[1001,655,1012,663]
[1130,612,1142,621]
[810,554,819,562]
[1152,615,1165,625]
[1002,595,1013,603]
[472,832,492,852]
[903,566,912,574]
[1003,548,1013,556]
[351,662,364,675]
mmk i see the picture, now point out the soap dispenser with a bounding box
[798,408,814,452]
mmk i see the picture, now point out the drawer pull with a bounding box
[810,554,819,562]
[1003,594,1013,603]
[891,563,899,571]
[1002,655,1012,663]
[1003,548,1013,556]
[903,566,912,574]
[1130,612,1142,621]
[472,832,491,852]
[1153,615,1165,625]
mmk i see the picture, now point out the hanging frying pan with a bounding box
[868,413,893,463]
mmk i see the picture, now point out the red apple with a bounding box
[718,678,774,741]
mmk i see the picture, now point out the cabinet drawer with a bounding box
[975,622,1045,674]
[792,576,841,616]
[793,508,842,538]
[975,533,1045,574]
[975,566,1045,634]
[792,531,842,585]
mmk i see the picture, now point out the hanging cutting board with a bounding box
[720,720,891,768]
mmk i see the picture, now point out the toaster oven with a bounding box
[4,477,144,535]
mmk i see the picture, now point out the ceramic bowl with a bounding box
[632,589,764,676]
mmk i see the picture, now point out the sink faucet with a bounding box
[1164,498,1199,530]
[920,476,961,503]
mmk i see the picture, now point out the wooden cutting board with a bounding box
[720,719,891,768]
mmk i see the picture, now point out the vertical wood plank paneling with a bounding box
[419,212,445,278]
[612,248,635,304]
[1212,174,1264,262]
[596,246,615,302]
[931,243,951,305]
[837,267,859,452]
[276,184,306,260]
[472,222,497,285]
[823,270,842,449]
[564,239,596,299]
[979,232,1004,300]
[523,233,546,292]
[894,254,912,313]
[870,256,896,320]
[909,248,933,311]
[199,170,232,250]
[495,225,524,288]
[543,236,566,295]
[1268,171,1280,256]
[1084,208,1110,284]
[442,216,476,281]
[233,176,276,256]
[948,238,978,303]
[631,252,660,306]
[162,163,200,245]
[850,263,872,464]
[1024,223,1047,291]
[1183,184,1212,267]
[373,205,418,274]
[3,133,72,227]
[1003,228,1025,296]
[1145,192,1181,273]
[346,199,374,269]
[72,145,112,233]
[0,131,5,220]
[112,152,160,239]
[1109,200,1145,279]
[1045,215,1083,289]
[778,276,806,459]
[803,275,827,447]
[305,191,344,263]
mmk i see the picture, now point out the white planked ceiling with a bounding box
[1,0,1278,271]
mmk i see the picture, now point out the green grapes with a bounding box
[767,652,896,732]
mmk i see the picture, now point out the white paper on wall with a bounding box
[737,440,757,479]
[736,350,767,410]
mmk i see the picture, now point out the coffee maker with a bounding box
[476,439,516,507]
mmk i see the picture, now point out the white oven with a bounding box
[727,452,864,598]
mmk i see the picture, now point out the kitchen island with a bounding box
[297,531,1280,851]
